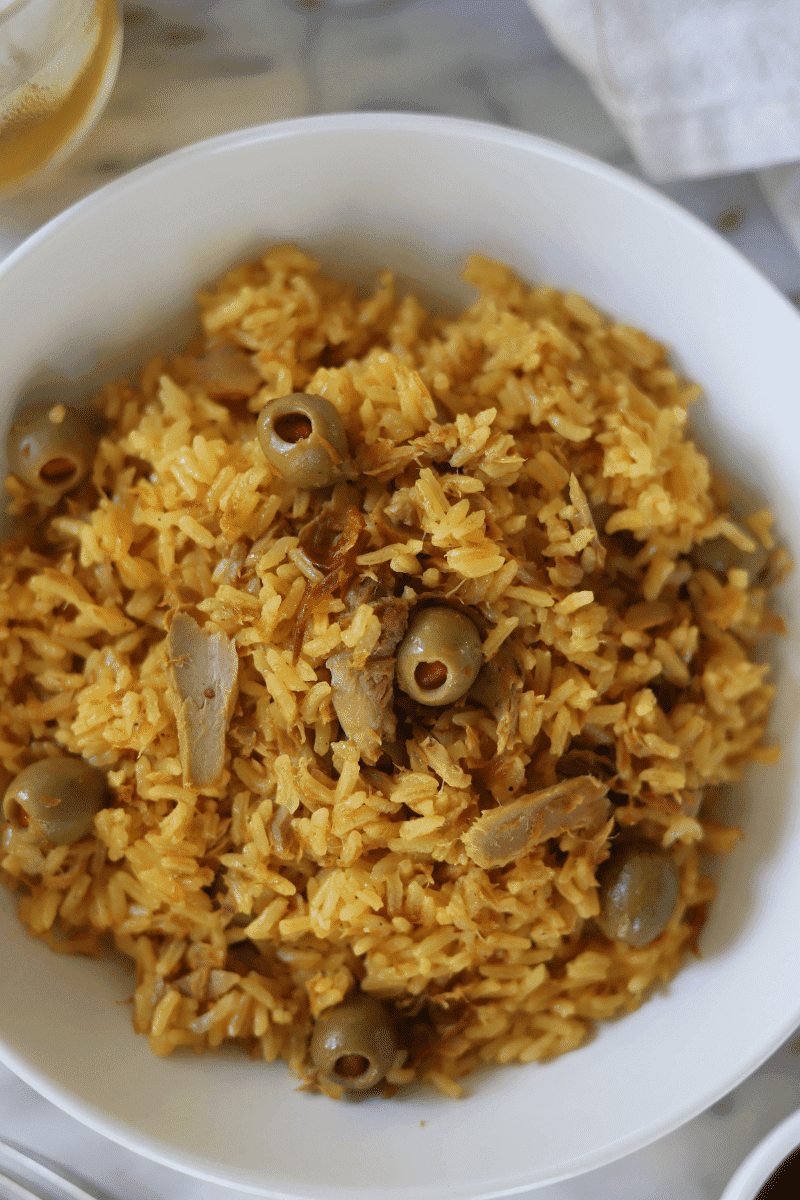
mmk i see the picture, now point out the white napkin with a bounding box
[528,0,800,181]
[527,0,800,262]
[758,160,800,257]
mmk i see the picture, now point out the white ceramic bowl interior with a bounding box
[721,1106,800,1200]
[1,114,800,1200]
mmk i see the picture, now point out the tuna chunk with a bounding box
[463,775,610,869]
[167,612,239,789]
[327,593,408,765]
[326,651,397,765]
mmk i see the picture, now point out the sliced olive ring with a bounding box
[257,393,350,488]
[2,756,109,846]
[396,606,483,706]
[596,842,680,948]
[310,993,399,1091]
[7,403,96,498]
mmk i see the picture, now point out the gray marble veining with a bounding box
[1,0,799,300]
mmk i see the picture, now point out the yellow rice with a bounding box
[0,245,784,1097]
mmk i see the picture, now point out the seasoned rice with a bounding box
[0,245,785,1097]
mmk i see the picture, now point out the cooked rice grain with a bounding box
[0,246,783,1096]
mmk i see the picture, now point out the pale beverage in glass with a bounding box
[0,0,122,194]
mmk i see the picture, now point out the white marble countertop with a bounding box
[2,3,800,1199]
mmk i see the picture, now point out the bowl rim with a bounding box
[2,110,800,1199]
[1,108,798,326]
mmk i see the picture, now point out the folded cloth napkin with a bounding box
[758,161,800,256]
[528,0,800,183]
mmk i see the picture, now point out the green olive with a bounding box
[2,757,109,846]
[257,394,350,488]
[396,606,483,706]
[596,843,680,948]
[690,533,769,584]
[310,993,399,1091]
[7,404,96,497]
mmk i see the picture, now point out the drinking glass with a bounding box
[0,0,122,194]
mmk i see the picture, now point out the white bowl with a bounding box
[721,1106,800,1200]
[1,113,800,1200]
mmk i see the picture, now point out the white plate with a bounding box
[721,1105,800,1200]
[1,113,800,1199]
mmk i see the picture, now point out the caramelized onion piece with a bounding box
[569,474,606,574]
[292,507,368,661]
[555,747,615,782]
[270,803,296,858]
[190,345,262,400]
[167,613,239,788]
[463,775,610,869]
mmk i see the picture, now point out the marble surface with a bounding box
[1,3,800,1199]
